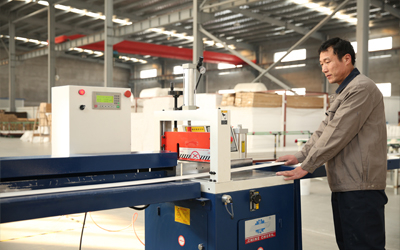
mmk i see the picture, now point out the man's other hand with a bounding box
[276,155,299,165]
[276,167,309,181]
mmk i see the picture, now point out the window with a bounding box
[275,64,306,69]
[140,69,157,79]
[351,37,392,52]
[376,83,391,97]
[173,66,183,75]
[274,49,306,62]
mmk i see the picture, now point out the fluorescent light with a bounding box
[86,12,101,18]
[218,63,236,70]
[55,4,70,11]
[275,64,306,69]
[83,49,94,54]
[369,55,392,59]
[38,1,48,6]
[70,8,85,14]
[291,0,356,24]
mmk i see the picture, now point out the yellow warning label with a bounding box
[185,126,206,132]
[221,110,228,114]
[241,141,245,153]
[175,206,190,225]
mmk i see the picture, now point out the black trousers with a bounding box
[331,190,388,250]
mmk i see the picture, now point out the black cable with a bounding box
[79,212,87,250]
[129,204,150,210]
[195,74,203,92]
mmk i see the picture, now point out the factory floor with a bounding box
[0,137,399,250]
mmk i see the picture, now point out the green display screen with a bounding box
[96,95,114,103]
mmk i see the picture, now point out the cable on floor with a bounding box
[79,212,87,250]
[132,212,145,246]
[89,212,132,232]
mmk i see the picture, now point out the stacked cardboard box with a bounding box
[287,96,324,109]
[235,92,282,107]
[39,103,52,126]
[0,113,36,131]
[39,103,51,113]
[233,92,324,109]
[221,94,235,106]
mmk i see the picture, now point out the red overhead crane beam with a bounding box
[57,35,249,65]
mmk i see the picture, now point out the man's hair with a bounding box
[318,37,356,65]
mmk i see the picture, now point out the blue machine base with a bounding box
[145,182,302,250]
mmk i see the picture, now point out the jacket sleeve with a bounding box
[293,115,328,163]
[300,85,376,173]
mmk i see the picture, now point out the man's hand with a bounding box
[276,155,299,165]
[276,166,309,181]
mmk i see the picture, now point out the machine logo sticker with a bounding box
[245,215,276,244]
[179,148,210,162]
[190,151,201,159]
[221,110,228,125]
[178,235,185,247]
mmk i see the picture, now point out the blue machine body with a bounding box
[0,152,200,223]
[145,172,303,250]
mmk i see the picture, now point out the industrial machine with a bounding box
[1,62,399,250]
[143,60,303,250]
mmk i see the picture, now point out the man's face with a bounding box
[319,46,350,85]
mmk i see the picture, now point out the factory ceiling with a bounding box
[0,0,399,65]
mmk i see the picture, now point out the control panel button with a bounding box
[124,90,131,98]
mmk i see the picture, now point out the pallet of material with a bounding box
[221,93,235,106]
[234,92,324,109]
[235,92,282,107]
[287,96,324,109]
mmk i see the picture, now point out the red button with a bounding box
[124,90,131,98]
[78,89,85,95]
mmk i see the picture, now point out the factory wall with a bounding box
[0,49,130,106]
[258,23,400,96]
[1,22,399,106]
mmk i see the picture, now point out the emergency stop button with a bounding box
[124,90,131,98]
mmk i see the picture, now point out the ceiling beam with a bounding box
[171,25,256,51]
[62,0,142,21]
[230,7,326,41]
[370,0,400,18]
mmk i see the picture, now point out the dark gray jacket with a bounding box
[294,73,387,192]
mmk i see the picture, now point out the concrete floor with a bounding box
[0,136,399,250]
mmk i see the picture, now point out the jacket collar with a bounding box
[336,68,360,94]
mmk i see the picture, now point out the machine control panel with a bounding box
[92,91,121,110]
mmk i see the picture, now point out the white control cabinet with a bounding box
[52,85,132,157]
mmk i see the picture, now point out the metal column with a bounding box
[356,0,369,76]
[8,17,16,112]
[48,0,55,103]
[104,0,113,87]
[193,0,204,93]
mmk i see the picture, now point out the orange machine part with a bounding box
[162,132,210,162]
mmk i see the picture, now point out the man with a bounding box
[276,37,388,250]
